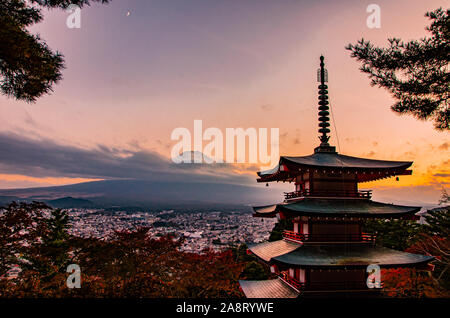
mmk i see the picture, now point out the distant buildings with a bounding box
[68,208,276,252]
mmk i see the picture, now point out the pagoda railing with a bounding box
[284,189,372,200]
[283,230,376,243]
[279,272,305,291]
[279,272,383,291]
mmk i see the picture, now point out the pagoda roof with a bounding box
[248,241,434,268]
[253,198,420,218]
[257,152,412,183]
[246,240,300,262]
[272,243,434,268]
[239,278,299,298]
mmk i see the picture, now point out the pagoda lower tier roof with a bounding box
[252,198,420,218]
[246,240,301,262]
[248,241,434,268]
[257,153,412,183]
[239,278,299,298]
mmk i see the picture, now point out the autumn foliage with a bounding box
[364,204,450,298]
[0,202,245,298]
[381,268,445,298]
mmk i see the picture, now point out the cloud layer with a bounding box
[0,132,256,185]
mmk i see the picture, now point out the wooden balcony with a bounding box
[284,189,372,200]
[279,272,383,292]
[279,272,305,291]
[283,230,376,244]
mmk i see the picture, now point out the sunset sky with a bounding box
[0,0,448,205]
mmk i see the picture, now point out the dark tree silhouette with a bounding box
[22,208,71,282]
[362,218,422,251]
[346,8,449,131]
[0,201,50,278]
[0,0,109,102]
[268,218,293,241]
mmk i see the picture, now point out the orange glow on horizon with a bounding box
[0,174,101,189]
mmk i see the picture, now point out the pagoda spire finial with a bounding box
[315,55,336,153]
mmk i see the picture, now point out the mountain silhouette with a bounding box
[0,179,280,209]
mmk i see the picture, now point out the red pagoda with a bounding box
[239,56,434,298]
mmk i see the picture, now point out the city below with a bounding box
[68,208,277,252]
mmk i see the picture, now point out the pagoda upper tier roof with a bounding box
[252,198,420,218]
[248,241,434,268]
[257,152,412,183]
[239,278,299,298]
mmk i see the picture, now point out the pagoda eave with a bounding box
[257,168,412,183]
[239,278,300,298]
[257,154,413,183]
[248,241,434,269]
[252,199,421,219]
[271,244,434,269]
[247,240,301,262]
